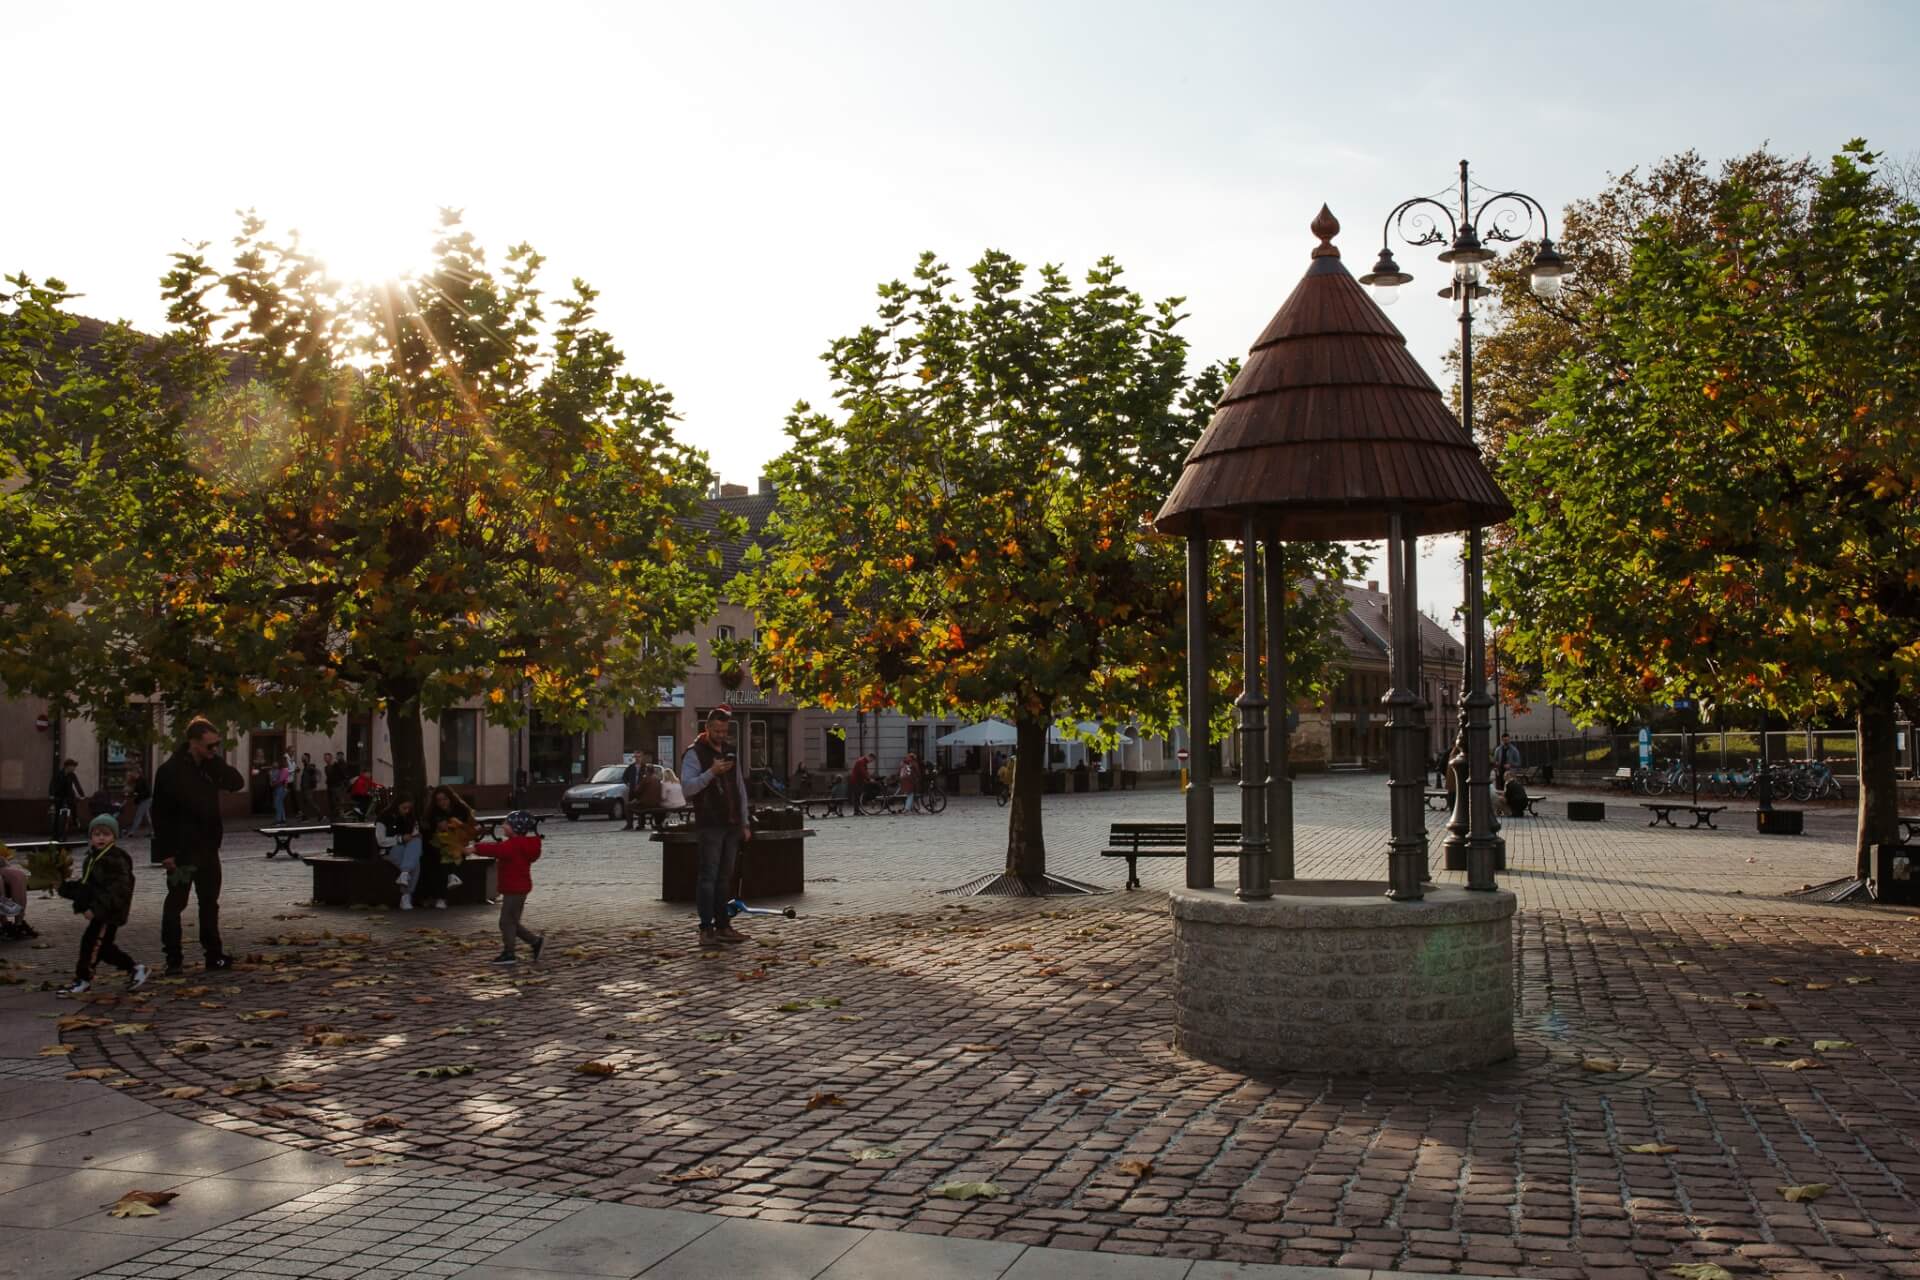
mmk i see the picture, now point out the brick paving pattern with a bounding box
[6,777,1916,1278]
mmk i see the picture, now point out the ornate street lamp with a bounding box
[1358,160,1569,892]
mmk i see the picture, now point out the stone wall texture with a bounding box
[1169,881,1516,1074]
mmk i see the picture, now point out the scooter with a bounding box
[723,897,797,921]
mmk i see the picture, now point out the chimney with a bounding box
[1365,579,1378,593]
[757,476,774,495]
[719,483,748,498]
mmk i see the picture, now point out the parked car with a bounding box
[561,765,634,822]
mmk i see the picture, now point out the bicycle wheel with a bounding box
[1643,770,1667,797]
[858,787,889,817]
[995,786,1009,807]
[924,786,948,815]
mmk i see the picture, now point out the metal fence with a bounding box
[1509,724,1918,783]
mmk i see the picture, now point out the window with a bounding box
[438,709,478,785]
[529,710,586,785]
[714,625,735,670]
[748,719,769,771]
[824,730,846,770]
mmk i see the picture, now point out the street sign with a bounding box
[33,713,49,733]
[1176,748,1190,762]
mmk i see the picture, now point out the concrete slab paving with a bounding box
[0,1091,154,1150]
[0,1166,191,1229]
[1187,1266,1369,1280]
[1,1222,175,1280]
[1000,1247,1196,1279]
[91,1123,292,1176]
[209,1148,356,1183]
[78,1175,325,1240]
[0,1110,205,1168]
[816,1229,1026,1280]
[446,1268,614,1280]
[636,1217,866,1279]
[482,1201,720,1276]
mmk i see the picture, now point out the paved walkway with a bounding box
[2,777,1914,1279]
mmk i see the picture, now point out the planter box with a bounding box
[1757,808,1805,836]
[1567,801,1606,822]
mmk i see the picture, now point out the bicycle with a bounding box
[47,801,74,841]
[858,780,948,816]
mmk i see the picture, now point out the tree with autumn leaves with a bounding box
[735,251,1360,889]
[1488,143,1919,875]
[0,212,723,800]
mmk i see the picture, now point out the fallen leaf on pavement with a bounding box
[958,1044,1001,1054]
[114,1190,178,1208]
[370,1012,396,1022]
[258,1104,298,1119]
[576,1061,620,1077]
[805,1092,846,1110]
[56,1014,112,1031]
[221,1076,279,1095]
[1627,1143,1679,1154]
[343,1154,402,1167]
[158,1086,206,1100]
[855,1147,900,1161]
[776,997,842,1012]
[1114,1158,1154,1178]
[1768,977,1790,986]
[277,1081,325,1093]
[833,1014,862,1023]
[237,1010,288,1021]
[1812,1040,1855,1051]
[1742,1037,1793,1047]
[37,1044,74,1056]
[1780,1183,1829,1202]
[1804,983,1831,991]
[996,942,1034,952]
[239,1037,274,1048]
[1845,976,1874,985]
[931,1181,1005,1200]
[1581,1058,1620,1073]
[1770,1058,1824,1071]
[171,1039,213,1055]
[410,1064,475,1079]
[662,1165,721,1183]
[309,1033,363,1048]
[1668,1265,1735,1280]
[107,1200,161,1218]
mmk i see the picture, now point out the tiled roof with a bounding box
[1326,580,1461,667]
[694,489,780,584]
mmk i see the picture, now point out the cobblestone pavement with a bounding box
[6,777,1916,1279]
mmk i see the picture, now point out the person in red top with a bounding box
[473,811,545,965]
[848,753,874,814]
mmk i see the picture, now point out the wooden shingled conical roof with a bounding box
[1155,206,1512,541]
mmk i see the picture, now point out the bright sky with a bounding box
[6,0,1917,627]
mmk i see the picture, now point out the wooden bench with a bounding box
[1101,821,1244,890]
[1424,789,1451,812]
[621,805,695,832]
[256,824,331,859]
[1641,802,1727,830]
[306,853,498,908]
[1609,767,1635,791]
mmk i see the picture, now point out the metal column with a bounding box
[1184,535,1214,888]
[1235,524,1270,899]
[1264,537,1293,881]
[1385,512,1426,901]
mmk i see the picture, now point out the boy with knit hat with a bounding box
[60,815,147,995]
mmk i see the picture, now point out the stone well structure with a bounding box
[1154,208,1517,1073]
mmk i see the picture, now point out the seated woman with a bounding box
[0,846,34,940]
[419,786,475,910]
[826,774,848,817]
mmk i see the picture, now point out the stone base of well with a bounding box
[1169,880,1516,1073]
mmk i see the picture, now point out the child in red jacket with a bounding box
[475,811,545,965]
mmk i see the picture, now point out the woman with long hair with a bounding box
[418,785,475,911]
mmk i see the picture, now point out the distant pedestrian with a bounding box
[1494,734,1522,789]
[49,758,85,837]
[680,707,752,946]
[849,753,873,813]
[153,717,246,974]
[899,754,921,814]
[61,815,147,995]
[270,755,291,824]
[475,811,544,965]
[349,763,375,817]
[827,774,848,816]
[621,755,643,831]
[323,751,347,819]
[299,753,321,821]
[124,763,153,837]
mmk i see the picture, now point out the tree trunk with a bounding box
[383,681,429,808]
[1855,679,1900,881]
[1004,717,1049,880]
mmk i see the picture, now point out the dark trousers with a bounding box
[78,917,136,982]
[161,857,224,964]
[418,845,449,901]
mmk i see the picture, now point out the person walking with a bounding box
[152,717,245,974]
[473,811,545,965]
[269,755,291,825]
[49,758,85,837]
[848,752,872,814]
[60,815,147,995]
[680,707,752,946]
[899,753,921,814]
[620,755,642,831]
[323,751,347,819]
[123,763,153,837]
[299,753,321,822]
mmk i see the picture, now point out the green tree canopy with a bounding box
[734,250,1361,886]
[1489,143,1919,872]
[0,212,725,799]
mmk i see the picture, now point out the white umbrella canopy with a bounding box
[934,719,1019,749]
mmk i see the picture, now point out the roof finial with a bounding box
[1310,204,1340,258]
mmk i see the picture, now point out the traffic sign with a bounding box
[33,713,49,733]
[1176,748,1190,762]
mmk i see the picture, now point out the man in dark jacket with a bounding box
[152,717,245,973]
[323,751,348,818]
[679,708,752,946]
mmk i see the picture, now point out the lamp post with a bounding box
[1359,159,1569,893]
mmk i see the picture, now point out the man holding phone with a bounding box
[151,717,246,973]
[679,707,753,946]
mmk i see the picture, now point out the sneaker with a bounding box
[395,872,409,886]
[62,979,90,996]
[399,894,413,911]
[128,964,149,991]
[530,934,545,963]
[432,899,447,910]
[447,874,462,888]
[489,952,517,965]
[205,955,233,971]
